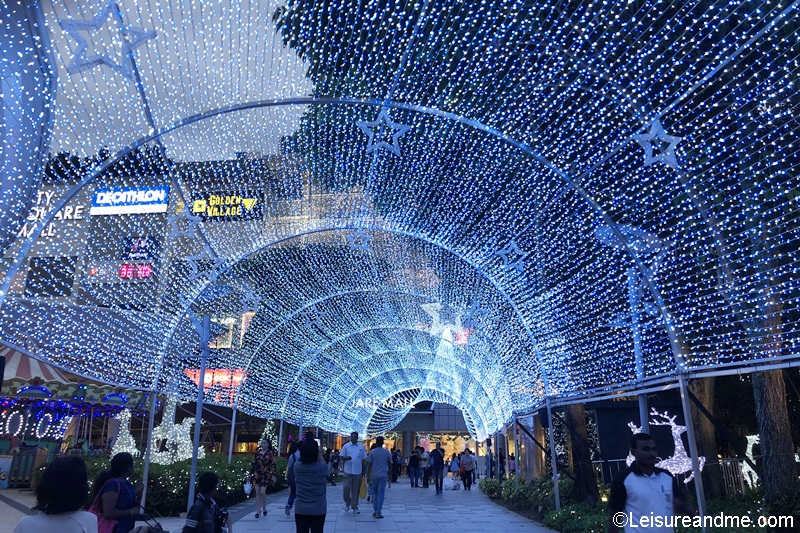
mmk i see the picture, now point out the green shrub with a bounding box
[478,477,501,498]
[544,503,606,533]
[41,454,289,517]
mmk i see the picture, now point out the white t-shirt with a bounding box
[14,511,98,533]
[420,451,430,468]
[340,441,367,475]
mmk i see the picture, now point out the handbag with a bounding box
[459,464,466,474]
[243,479,252,495]
[88,479,120,533]
[359,476,367,499]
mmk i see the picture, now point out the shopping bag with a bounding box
[89,479,120,533]
[359,476,367,499]
[243,479,253,496]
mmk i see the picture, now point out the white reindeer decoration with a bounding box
[742,435,760,488]
[626,408,705,483]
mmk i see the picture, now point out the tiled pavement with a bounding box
[1,476,557,533]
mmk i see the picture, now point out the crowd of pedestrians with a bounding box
[13,434,499,533]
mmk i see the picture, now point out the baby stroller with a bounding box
[131,510,167,533]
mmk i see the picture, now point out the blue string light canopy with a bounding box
[1,0,798,441]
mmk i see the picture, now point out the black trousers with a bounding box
[295,513,326,533]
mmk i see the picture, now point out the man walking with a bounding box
[608,433,694,532]
[366,436,392,519]
[391,449,402,483]
[420,446,430,488]
[340,431,367,514]
[429,441,445,495]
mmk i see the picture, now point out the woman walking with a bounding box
[92,452,140,532]
[250,439,277,519]
[449,453,460,480]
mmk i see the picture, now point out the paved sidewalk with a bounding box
[2,477,557,533]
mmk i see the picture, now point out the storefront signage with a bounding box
[16,190,86,239]
[191,191,263,221]
[118,263,154,280]
[86,260,156,283]
[90,186,170,215]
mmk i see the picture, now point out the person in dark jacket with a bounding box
[183,472,231,533]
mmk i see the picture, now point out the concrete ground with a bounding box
[1,475,557,533]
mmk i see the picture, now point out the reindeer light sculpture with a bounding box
[626,408,705,483]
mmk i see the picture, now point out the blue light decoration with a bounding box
[0,0,798,443]
[356,110,412,156]
[58,0,157,80]
[633,119,683,170]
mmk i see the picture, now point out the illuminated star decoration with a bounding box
[168,209,202,240]
[186,246,227,281]
[59,0,157,80]
[238,285,261,315]
[356,110,411,156]
[495,240,527,273]
[633,119,683,170]
[301,306,325,329]
[346,229,372,252]
[462,298,489,332]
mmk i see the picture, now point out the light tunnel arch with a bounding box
[305,344,510,432]
[364,387,482,437]
[1,96,686,388]
[329,366,505,439]
[241,344,508,436]
[223,281,530,404]
[273,325,515,422]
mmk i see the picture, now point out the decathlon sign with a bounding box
[90,186,170,215]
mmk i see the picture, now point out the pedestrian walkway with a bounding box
[1,477,557,533]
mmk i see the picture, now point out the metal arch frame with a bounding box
[365,387,480,437]
[308,343,511,430]
[330,366,502,439]
[1,95,701,396]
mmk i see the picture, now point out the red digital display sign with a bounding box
[119,263,154,280]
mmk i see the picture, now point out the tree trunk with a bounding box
[689,377,724,498]
[565,403,599,505]
[752,369,796,503]
[533,413,547,477]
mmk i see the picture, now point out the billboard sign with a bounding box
[90,186,170,215]
[190,191,263,221]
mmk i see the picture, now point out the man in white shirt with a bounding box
[608,433,694,533]
[420,447,431,488]
[340,431,368,514]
